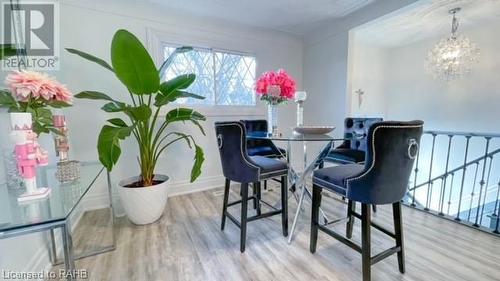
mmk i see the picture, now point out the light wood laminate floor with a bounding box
[55,184,500,281]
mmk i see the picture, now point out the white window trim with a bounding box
[146,28,264,117]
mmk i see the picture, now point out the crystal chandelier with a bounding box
[425,7,479,81]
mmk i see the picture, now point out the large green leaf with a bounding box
[125,104,152,122]
[101,102,125,112]
[75,91,115,102]
[155,90,204,107]
[160,74,196,94]
[190,144,204,182]
[66,48,114,72]
[0,90,17,108]
[0,44,17,60]
[175,91,204,100]
[107,118,128,127]
[155,74,197,106]
[97,125,135,171]
[171,132,192,148]
[165,108,206,134]
[159,46,193,79]
[111,29,159,95]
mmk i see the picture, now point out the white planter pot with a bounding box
[117,174,169,225]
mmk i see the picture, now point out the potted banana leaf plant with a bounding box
[67,29,205,225]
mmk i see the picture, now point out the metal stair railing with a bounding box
[404,130,500,236]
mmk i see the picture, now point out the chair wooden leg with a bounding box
[281,176,288,237]
[221,179,230,231]
[361,204,371,281]
[393,202,405,273]
[252,183,257,210]
[372,205,377,212]
[264,180,267,190]
[346,200,355,238]
[310,184,322,253]
[240,183,249,253]
[255,181,262,216]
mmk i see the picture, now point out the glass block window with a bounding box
[163,45,256,106]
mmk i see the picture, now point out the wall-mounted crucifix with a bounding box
[355,89,365,108]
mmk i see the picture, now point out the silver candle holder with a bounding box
[295,91,307,127]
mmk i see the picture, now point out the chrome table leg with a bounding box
[287,141,333,243]
[61,221,75,281]
[48,228,57,265]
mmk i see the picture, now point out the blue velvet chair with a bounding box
[322,117,383,212]
[215,121,288,252]
[241,119,286,158]
[241,119,286,190]
[324,117,383,164]
[310,120,423,281]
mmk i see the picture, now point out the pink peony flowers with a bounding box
[255,69,296,104]
[1,70,73,135]
[5,70,72,104]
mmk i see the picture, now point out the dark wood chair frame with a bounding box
[310,186,405,281]
[221,177,288,252]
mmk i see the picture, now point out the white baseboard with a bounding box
[80,174,225,215]
[167,175,225,197]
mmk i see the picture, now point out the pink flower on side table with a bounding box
[5,70,73,104]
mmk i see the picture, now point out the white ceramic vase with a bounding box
[117,174,169,225]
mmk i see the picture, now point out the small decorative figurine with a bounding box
[10,112,51,202]
[53,115,70,162]
[52,114,80,183]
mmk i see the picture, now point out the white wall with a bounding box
[0,0,303,276]
[347,35,387,118]
[348,17,500,211]
[303,0,418,136]
[382,21,500,132]
[57,0,303,197]
[349,18,500,138]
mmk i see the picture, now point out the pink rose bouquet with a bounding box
[0,70,73,135]
[255,69,296,104]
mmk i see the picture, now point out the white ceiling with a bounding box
[147,0,374,34]
[354,0,500,48]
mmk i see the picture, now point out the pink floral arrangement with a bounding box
[255,69,296,104]
[0,70,73,135]
[5,70,72,104]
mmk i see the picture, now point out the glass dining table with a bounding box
[247,131,345,243]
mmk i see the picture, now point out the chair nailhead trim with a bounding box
[345,124,423,190]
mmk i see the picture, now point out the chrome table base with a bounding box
[281,140,334,243]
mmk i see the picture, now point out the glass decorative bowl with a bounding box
[293,126,335,135]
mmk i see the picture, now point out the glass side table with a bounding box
[0,162,115,281]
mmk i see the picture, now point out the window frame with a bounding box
[158,42,261,117]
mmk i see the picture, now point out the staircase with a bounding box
[403,130,500,236]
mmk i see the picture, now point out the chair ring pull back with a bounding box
[407,138,419,160]
[217,134,223,149]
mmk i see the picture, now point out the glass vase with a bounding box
[267,103,278,136]
[2,149,25,190]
